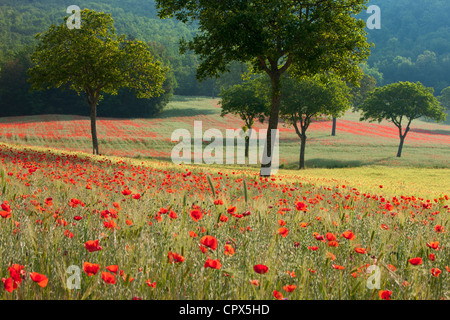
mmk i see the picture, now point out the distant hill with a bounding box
[1,0,449,93]
[364,0,450,92]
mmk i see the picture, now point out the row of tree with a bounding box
[13,2,449,174]
[220,75,446,169]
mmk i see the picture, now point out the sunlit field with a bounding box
[0,97,449,300]
[0,96,449,169]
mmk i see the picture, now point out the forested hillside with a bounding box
[365,0,450,93]
[0,0,449,117]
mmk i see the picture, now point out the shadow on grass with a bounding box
[410,128,450,136]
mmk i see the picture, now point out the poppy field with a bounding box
[0,96,449,170]
[0,141,448,300]
[0,96,449,300]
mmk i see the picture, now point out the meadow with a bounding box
[0,97,449,300]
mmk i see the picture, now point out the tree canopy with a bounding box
[360,81,446,157]
[219,79,270,157]
[156,0,371,175]
[438,87,450,110]
[28,9,167,154]
[280,75,351,169]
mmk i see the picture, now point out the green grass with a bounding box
[0,142,448,300]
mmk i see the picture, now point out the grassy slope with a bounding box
[0,96,449,197]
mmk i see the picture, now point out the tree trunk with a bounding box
[397,125,410,158]
[245,135,249,158]
[90,103,99,155]
[299,134,306,170]
[397,136,405,157]
[260,71,281,177]
[331,116,337,136]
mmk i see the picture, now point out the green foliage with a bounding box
[280,74,352,169]
[349,73,377,108]
[157,0,371,84]
[360,82,446,125]
[219,79,270,129]
[438,87,450,110]
[281,75,352,131]
[364,0,450,92]
[2,1,450,97]
[360,81,446,157]
[27,8,168,154]
[28,9,167,103]
[0,47,87,117]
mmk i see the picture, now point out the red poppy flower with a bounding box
[132,193,141,199]
[84,239,102,252]
[2,277,18,293]
[431,268,441,277]
[278,227,289,237]
[224,244,235,256]
[8,264,25,283]
[0,210,11,218]
[214,199,223,205]
[146,280,156,288]
[168,210,177,219]
[168,251,185,263]
[283,285,297,293]
[101,271,116,284]
[189,231,197,238]
[30,272,48,287]
[69,198,83,208]
[326,252,336,260]
[426,241,439,250]
[253,264,269,274]
[328,241,339,247]
[342,231,356,240]
[326,233,337,241]
[355,247,366,254]
[83,262,100,276]
[249,279,259,286]
[314,233,325,241]
[332,264,345,270]
[409,257,423,266]
[106,265,119,274]
[190,209,203,222]
[273,290,284,300]
[204,258,222,269]
[200,235,218,251]
[227,206,237,214]
[295,201,308,211]
[121,189,132,196]
[379,290,392,300]
[428,253,435,262]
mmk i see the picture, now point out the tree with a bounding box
[219,79,269,157]
[324,76,352,137]
[349,73,377,108]
[360,82,446,157]
[438,86,450,110]
[156,0,371,175]
[28,9,167,155]
[280,75,349,169]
